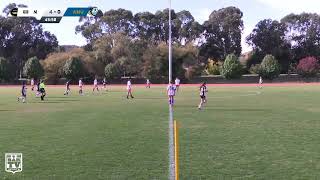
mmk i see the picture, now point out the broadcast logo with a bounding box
[89,7,99,16]
[10,8,18,16]
[5,153,23,174]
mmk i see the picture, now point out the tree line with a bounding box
[0,3,320,83]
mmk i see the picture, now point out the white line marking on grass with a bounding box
[168,105,175,180]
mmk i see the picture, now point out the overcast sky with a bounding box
[1,0,319,52]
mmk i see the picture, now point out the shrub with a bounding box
[104,62,122,79]
[288,63,297,74]
[42,48,103,83]
[23,56,44,79]
[296,56,319,77]
[249,64,262,75]
[185,65,203,80]
[205,59,221,75]
[221,54,243,79]
[260,54,281,80]
[63,57,84,80]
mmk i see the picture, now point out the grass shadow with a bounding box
[204,107,272,112]
[29,100,77,104]
[135,97,166,100]
[47,99,80,102]
[0,109,15,112]
[175,105,272,113]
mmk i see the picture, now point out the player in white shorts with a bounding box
[259,76,263,89]
[146,79,151,88]
[30,78,35,91]
[93,78,99,92]
[175,77,180,92]
[79,78,84,95]
[167,81,176,106]
[198,82,208,110]
[126,78,134,99]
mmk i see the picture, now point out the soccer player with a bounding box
[64,80,71,95]
[126,78,134,99]
[79,78,84,95]
[198,82,208,110]
[39,80,46,101]
[36,81,41,97]
[93,78,99,93]
[167,81,176,106]
[146,79,151,88]
[18,81,27,103]
[30,78,35,91]
[259,76,263,89]
[102,78,107,91]
[175,77,180,92]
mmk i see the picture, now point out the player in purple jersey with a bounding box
[18,82,27,103]
[167,81,176,106]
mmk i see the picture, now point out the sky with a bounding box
[1,0,319,53]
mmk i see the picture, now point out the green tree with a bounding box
[63,57,84,80]
[104,62,122,79]
[101,9,134,35]
[0,3,58,79]
[176,10,203,44]
[221,54,243,79]
[90,32,147,78]
[200,7,244,61]
[142,43,188,80]
[23,56,44,79]
[246,19,292,72]
[92,34,114,65]
[185,65,203,80]
[260,55,281,79]
[0,57,13,81]
[154,9,180,44]
[76,8,134,43]
[281,13,320,62]
[249,64,262,75]
[133,12,157,42]
[205,59,221,75]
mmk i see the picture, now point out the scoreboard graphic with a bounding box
[9,7,99,23]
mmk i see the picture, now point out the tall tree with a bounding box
[100,9,134,36]
[154,9,181,44]
[176,10,203,44]
[0,57,13,81]
[200,7,244,61]
[0,3,58,79]
[281,13,320,62]
[133,12,158,43]
[63,57,84,80]
[246,19,292,72]
[93,33,145,77]
[76,8,134,44]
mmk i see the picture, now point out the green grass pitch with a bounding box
[1,85,320,179]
